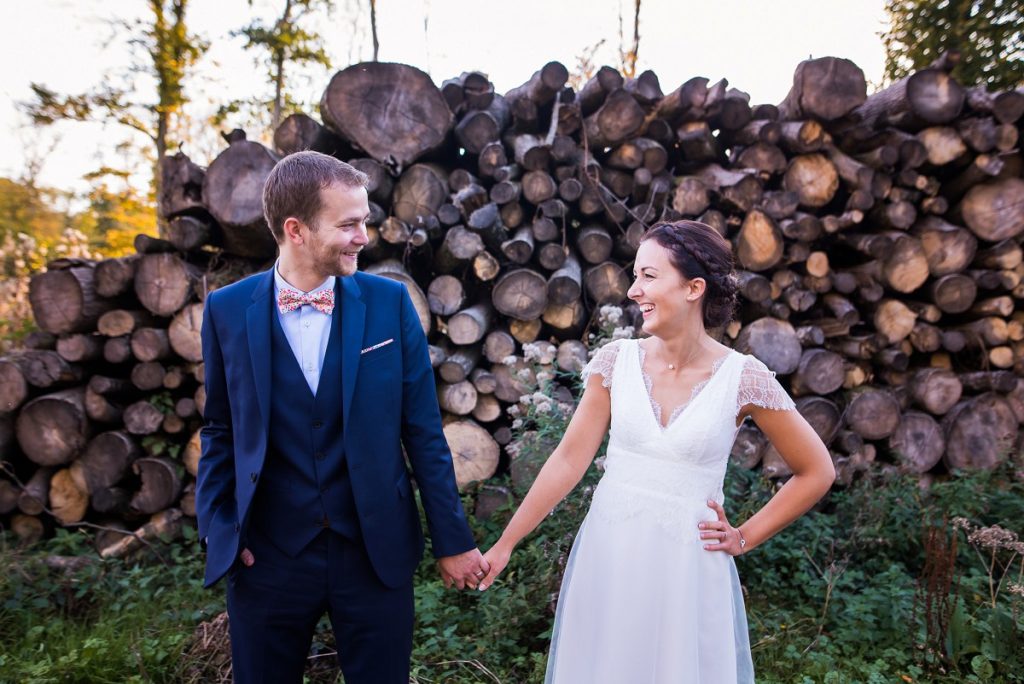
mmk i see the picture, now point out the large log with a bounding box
[169,303,204,363]
[735,318,802,375]
[158,152,206,219]
[130,456,184,514]
[134,254,200,317]
[444,418,500,490]
[777,57,867,122]
[954,177,1024,242]
[848,67,965,131]
[492,269,548,320]
[321,62,453,172]
[392,164,449,228]
[15,388,89,466]
[29,265,114,335]
[942,393,1017,470]
[201,130,279,258]
[846,388,901,440]
[272,112,352,157]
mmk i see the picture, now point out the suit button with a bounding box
[315,451,326,461]
[250,472,258,483]
[234,523,240,532]
[312,421,322,429]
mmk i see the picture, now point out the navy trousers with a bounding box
[226,526,414,684]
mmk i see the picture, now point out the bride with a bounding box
[478,220,836,683]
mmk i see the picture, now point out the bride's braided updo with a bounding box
[641,220,738,328]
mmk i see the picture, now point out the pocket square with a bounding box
[361,338,394,354]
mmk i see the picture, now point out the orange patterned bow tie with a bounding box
[277,287,335,315]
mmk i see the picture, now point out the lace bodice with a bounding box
[581,338,796,540]
[582,338,796,421]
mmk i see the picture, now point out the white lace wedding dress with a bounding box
[545,338,796,684]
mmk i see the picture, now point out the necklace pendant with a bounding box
[668,364,675,370]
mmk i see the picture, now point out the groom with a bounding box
[196,151,488,683]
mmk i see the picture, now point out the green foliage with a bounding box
[882,0,1024,90]
[0,528,221,683]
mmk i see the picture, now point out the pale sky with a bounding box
[1,0,889,198]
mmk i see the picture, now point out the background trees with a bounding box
[882,0,1023,89]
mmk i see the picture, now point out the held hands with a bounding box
[437,548,490,590]
[699,500,746,556]
[477,543,512,591]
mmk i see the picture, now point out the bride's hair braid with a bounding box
[641,220,738,328]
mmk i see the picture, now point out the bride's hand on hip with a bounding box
[699,500,745,556]
[477,543,512,591]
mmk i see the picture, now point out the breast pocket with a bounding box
[360,344,399,367]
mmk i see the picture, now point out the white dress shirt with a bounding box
[273,262,335,395]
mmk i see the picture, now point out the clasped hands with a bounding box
[437,548,491,590]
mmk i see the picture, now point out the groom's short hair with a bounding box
[263,151,369,242]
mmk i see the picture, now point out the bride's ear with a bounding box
[685,277,707,302]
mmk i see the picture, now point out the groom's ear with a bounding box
[282,216,305,245]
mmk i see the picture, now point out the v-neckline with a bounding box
[636,341,735,431]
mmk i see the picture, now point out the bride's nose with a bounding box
[627,279,642,300]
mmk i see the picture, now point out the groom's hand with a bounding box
[240,548,255,567]
[437,548,489,590]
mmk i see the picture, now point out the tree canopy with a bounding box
[882,0,1023,90]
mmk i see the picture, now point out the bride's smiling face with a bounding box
[628,240,704,336]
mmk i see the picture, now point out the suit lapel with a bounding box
[339,275,365,430]
[246,269,275,435]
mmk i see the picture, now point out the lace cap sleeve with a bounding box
[581,339,627,389]
[737,356,797,414]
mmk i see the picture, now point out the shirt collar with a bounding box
[273,260,335,298]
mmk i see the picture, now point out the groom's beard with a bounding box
[309,234,358,278]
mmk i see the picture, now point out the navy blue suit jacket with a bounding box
[196,268,476,588]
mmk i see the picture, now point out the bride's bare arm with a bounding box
[704,406,835,554]
[478,375,611,589]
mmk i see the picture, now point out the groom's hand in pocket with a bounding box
[437,548,490,590]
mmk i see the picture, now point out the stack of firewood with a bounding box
[2,53,1023,544]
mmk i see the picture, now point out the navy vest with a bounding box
[248,293,360,556]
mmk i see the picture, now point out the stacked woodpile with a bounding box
[2,54,1024,544]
